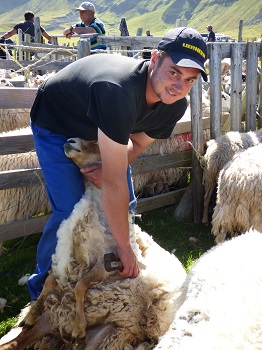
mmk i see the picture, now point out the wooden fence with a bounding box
[0,35,261,244]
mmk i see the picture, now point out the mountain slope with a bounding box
[0,0,261,41]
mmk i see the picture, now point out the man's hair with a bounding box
[24,11,34,21]
[156,50,169,67]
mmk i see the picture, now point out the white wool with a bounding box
[154,230,262,349]
[202,128,262,225]
[212,143,262,242]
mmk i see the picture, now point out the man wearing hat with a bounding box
[206,24,216,42]
[63,2,106,49]
[28,27,207,300]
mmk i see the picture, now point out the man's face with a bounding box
[79,10,93,23]
[147,52,201,106]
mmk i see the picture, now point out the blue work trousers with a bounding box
[28,122,136,300]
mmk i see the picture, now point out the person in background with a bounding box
[146,29,152,37]
[143,29,153,59]
[63,2,106,50]
[28,27,207,301]
[206,24,216,42]
[0,11,51,44]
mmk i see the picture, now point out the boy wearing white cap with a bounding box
[63,2,106,49]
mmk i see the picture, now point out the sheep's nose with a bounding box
[67,138,76,144]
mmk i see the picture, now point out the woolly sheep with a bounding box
[154,229,262,349]
[0,151,51,224]
[0,138,186,350]
[212,143,262,243]
[0,109,30,133]
[202,128,262,225]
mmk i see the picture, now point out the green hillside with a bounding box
[0,0,261,41]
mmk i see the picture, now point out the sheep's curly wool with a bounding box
[40,223,186,349]
[154,229,262,350]
[212,143,262,242]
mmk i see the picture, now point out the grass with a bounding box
[0,205,214,338]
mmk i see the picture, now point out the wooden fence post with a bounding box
[18,29,23,61]
[238,20,243,42]
[245,42,259,131]
[77,38,91,59]
[230,43,244,131]
[34,17,42,43]
[209,43,222,139]
[259,51,262,129]
[190,76,204,223]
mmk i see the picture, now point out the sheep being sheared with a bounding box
[211,143,262,243]
[154,229,262,350]
[0,138,186,350]
[202,128,262,225]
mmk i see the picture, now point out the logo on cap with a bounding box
[182,43,206,59]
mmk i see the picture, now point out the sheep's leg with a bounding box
[72,266,105,341]
[202,183,216,225]
[0,313,55,350]
[20,273,57,328]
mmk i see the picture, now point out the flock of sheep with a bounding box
[0,59,262,348]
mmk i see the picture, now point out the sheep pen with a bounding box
[154,229,262,350]
[0,138,187,350]
[211,143,262,243]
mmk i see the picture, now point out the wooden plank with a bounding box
[0,151,191,190]
[0,187,186,241]
[209,43,222,138]
[230,43,244,131]
[136,188,186,213]
[0,134,34,155]
[0,87,37,108]
[0,60,70,71]
[0,168,44,190]
[131,151,192,174]
[0,214,50,242]
[245,42,259,131]
[190,76,204,224]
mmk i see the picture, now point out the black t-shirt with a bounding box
[14,21,45,42]
[31,54,187,145]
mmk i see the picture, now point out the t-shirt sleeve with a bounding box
[90,21,105,35]
[87,82,136,145]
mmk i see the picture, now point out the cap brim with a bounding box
[169,51,208,82]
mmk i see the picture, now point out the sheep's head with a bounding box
[64,138,101,168]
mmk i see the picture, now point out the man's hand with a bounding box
[80,163,102,189]
[117,244,140,278]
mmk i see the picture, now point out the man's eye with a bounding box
[170,71,178,76]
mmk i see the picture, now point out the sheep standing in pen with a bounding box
[0,151,51,224]
[211,143,262,243]
[0,109,30,133]
[202,128,262,225]
[0,138,186,350]
[154,229,262,350]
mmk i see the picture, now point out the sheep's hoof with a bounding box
[18,320,33,329]
[72,338,86,350]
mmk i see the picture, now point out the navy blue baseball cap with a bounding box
[158,27,208,82]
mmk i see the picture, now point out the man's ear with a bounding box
[150,50,159,63]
